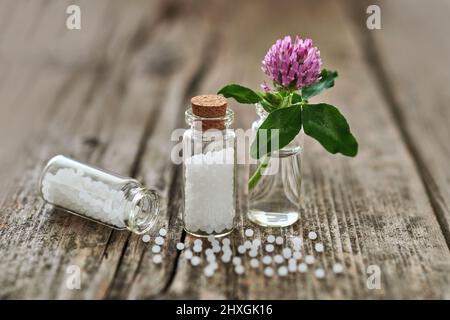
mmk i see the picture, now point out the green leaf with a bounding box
[250,106,302,159]
[301,69,338,99]
[217,84,262,104]
[302,103,358,157]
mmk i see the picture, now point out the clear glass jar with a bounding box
[38,155,160,234]
[247,104,303,227]
[182,108,237,237]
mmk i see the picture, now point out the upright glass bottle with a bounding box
[182,95,237,237]
[247,104,303,227]
[39,155,160,234]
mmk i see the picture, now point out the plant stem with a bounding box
[248,156,270,191]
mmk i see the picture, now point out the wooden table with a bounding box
[1,0,450,299]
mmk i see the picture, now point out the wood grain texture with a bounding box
[0,0,449,299]
[164,0,450,299]
[349,0,450,247]
[0,0,175,299]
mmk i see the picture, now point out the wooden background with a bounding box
[1,0,450,299]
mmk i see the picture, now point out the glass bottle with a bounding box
[38,155,160,234]
[182,95,237,237]
[247,103,303,227]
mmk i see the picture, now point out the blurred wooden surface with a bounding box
[0,0,450,299]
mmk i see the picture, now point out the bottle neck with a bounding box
[125,185,160,234]
[255,103,269,120]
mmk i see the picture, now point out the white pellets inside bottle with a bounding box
[41,168,133,228]
[184,148,235,235]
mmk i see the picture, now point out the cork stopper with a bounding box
[191,95,227,131]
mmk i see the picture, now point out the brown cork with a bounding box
[191,95,228,131]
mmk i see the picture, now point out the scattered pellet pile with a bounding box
[142,228,344,279]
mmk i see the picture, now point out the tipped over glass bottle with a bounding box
[38,155,160,234]
[182,95,237,237]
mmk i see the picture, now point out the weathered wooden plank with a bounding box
[350,0,450,246]
[1,0,449,300]
[105,1,225,299]
[163,0,450,299]
[0,0,172,299]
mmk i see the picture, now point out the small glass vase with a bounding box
[247,104,303,227]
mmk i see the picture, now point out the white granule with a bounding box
[191,256,201,266]
[155,236,164,245]
[315,268,325,279]
[194,239,203,247]
[176,243,185,250]
[243,240,252,249]
[204,266,214,277]
[288,259,297,272]
[333,263,344,274]
[264,267,274,277]
[142,235,151,243]
[282,248,292,259]
[250,258,259,268]
[184,148,235,234]
[232,257,242,265]
[248,250,258,258]
[315,243,324,253]
[278,266,288,276]
[237,245,246,254]
[184,249,193,260]
[234,265,245,275]
[305,255,315,265]
[308,231,318,240]
[221,254,231,263]
[298,263,308,273]
[262,256,272,265]
[245,229,254,237]
[274,255,284,264]
[152,254,162,264]
[252,239,261,247]
[159,228,167,237]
